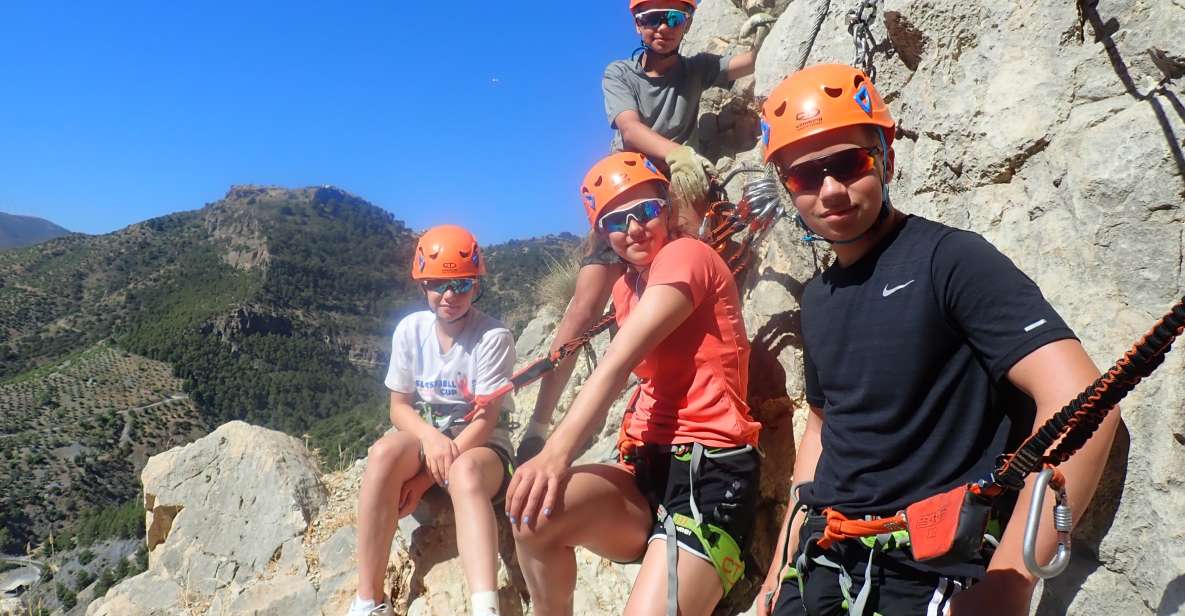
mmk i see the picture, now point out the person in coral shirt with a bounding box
[507,152,761,616]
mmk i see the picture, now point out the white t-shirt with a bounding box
[384,308,515,454]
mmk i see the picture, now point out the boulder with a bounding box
[89,421,327,615]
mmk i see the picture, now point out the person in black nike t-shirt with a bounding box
[753,64,1121,616]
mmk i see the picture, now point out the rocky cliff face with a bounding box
[88,0,1184,614]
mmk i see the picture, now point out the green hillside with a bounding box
[0,185,578,553]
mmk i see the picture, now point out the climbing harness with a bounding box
[417,401,474,434]
[773,295,1185,586]
[456,173,789,423]
[620,435,755,616]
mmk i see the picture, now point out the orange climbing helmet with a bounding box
[761,63,895,162]
[630,0,696,13]
[412,224,485,280]
[580,152,670,226]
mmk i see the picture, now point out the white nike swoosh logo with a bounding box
[882,280,915,297]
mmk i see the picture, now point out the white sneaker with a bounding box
[346,596,392,616]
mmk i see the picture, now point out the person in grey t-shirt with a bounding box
[514,1,775,466]
[605,0,774,212]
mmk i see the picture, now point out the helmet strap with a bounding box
[632,41,679,67]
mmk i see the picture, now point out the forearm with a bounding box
[532,303,608,421]
[451,412,499,453]
[531,356,579,423]
[620,122,680,161]
[771,407,824,569]
[991,339,1121,587]
[988,407,1121,582]
[543,363,629,464]
[389,396,435,439]
[532,265,617,423]
[726,50,757,81]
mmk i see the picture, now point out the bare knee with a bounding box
[366,432,417,474]
[445,454,484,496]
[512,515,562,550]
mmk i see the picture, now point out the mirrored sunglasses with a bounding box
[598,199,666,234]
[421,278,476,295]
[634,9,690,29]
[776,147,879,193]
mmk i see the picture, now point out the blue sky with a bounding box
[0,2,641,242]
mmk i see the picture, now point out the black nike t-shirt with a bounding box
[799,215,1076,526]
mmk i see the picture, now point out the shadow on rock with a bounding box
[1035,421,1130,615]
[1157,574,1185,616]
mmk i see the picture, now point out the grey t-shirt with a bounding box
[603,53,733,152]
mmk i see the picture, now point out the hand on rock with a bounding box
[756,565,784,616]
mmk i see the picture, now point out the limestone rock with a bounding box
[89,421,327,615]
[683,0,750,58]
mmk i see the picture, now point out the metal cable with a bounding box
[795,0,831,71]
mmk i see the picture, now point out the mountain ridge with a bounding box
[0,212,72,249]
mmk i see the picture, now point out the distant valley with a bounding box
[0,185,578,555]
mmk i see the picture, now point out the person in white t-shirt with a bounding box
[348,225,516,616]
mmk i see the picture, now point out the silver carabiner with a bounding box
[1022,467,1074,579]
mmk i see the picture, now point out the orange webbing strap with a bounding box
[814,507,907,550]
[456,378,511,424]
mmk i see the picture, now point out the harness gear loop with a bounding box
[1022,467,1073,579]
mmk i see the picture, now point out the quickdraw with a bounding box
[455,172,787,424]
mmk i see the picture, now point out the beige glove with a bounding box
[742,12,777,50]
[665,144,714,211]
